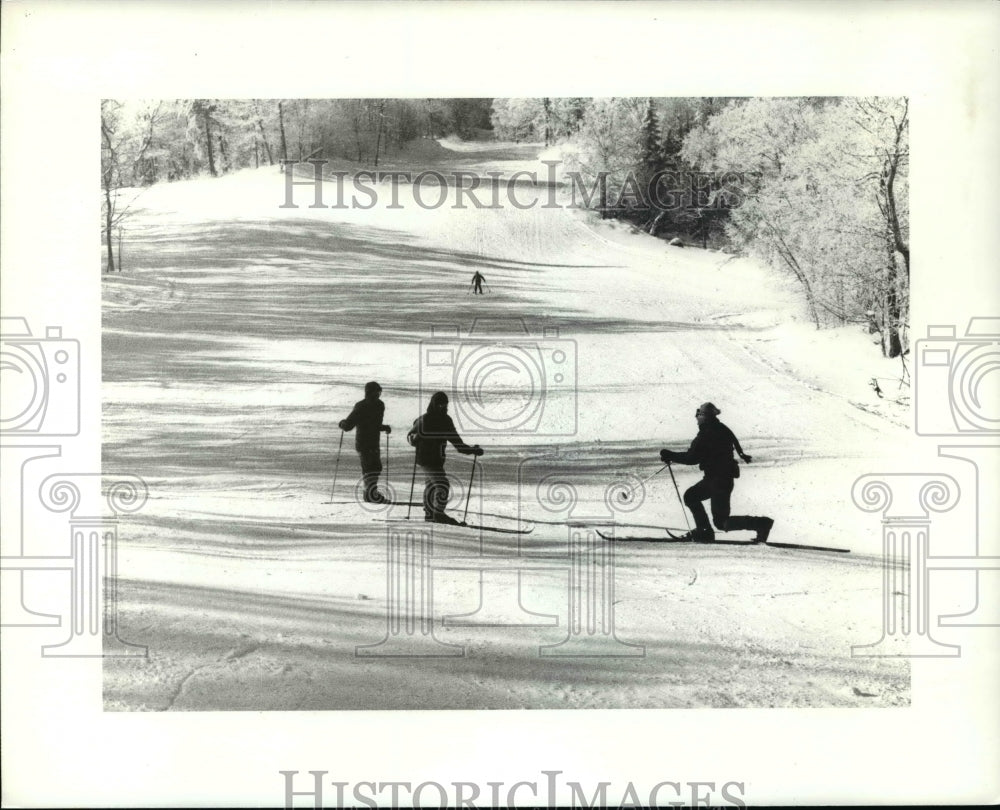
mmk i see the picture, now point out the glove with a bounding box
[740,453,752,463]
[471,445,484,457]
[338,420,348,431]
[659,449,673,463]
[381,425,392,434]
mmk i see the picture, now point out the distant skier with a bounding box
[471,271,486,295]
[659,401,773,543]
[339,381,392,504]
[407,391,484,524]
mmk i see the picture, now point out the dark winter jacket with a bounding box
[341,397,386,452]
[664,418,745,479]
[407,412,475,470]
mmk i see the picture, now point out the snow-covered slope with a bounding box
[102,142,913,710]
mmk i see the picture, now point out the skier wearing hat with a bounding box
[339,381,392,504]
[407,391,484,524]
[659,402,773,543]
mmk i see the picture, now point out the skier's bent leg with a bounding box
[683,480,714,540]
[725,515,774,543]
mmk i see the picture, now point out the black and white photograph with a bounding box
[98,95,913,712]
[2,2,998,807]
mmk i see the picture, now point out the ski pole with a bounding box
[666,461,692,531]
[406,450,418,520]
[618,464,668,502]
[384,431,390,494]
[462,455,477,525]
[329,429,344,502]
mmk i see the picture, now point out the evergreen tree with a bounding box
[640,99,665,176]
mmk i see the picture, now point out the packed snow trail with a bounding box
[102,145,911,710]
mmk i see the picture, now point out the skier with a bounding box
[659,402,773,543]
[407,391,484,524]
[471,271,486,295]
[339,381,392,504]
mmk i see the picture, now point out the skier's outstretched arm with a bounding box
[446,423,483,457]
[338,403,362,432]
[660,434,702,465]
[725,424,752,462]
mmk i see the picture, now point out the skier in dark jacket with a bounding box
[407,391,483,524]
[471,271,486,295]
[660,402,773,542]
[339,381,391,504]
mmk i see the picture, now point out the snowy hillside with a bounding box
[101,141,914,710]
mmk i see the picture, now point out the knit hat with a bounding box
[428,391,449,411]
[697,402,721,417]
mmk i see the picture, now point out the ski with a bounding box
[482,513,684,533]
[323,499,423,507]
[596,530,691,543]
[599,528,850,553]
[765,540,850,553]
[462,522,534,535]
[379,518,534,535]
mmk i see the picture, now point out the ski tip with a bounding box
[764,540,851,553]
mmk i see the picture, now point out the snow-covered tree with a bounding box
[682,97,909,354]
[562,97,645,218]
[101,100,165,272]
[491,98,547,142]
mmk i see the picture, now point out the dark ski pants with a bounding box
[420,466,450,518]
[684,475,771,535]
[684,475,734,532]
[358,447,382,501]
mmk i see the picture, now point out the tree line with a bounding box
[100,98,491,272]
[493,96,909,357]
[102,96,908,359]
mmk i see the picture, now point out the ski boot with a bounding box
[754,517,774,544]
